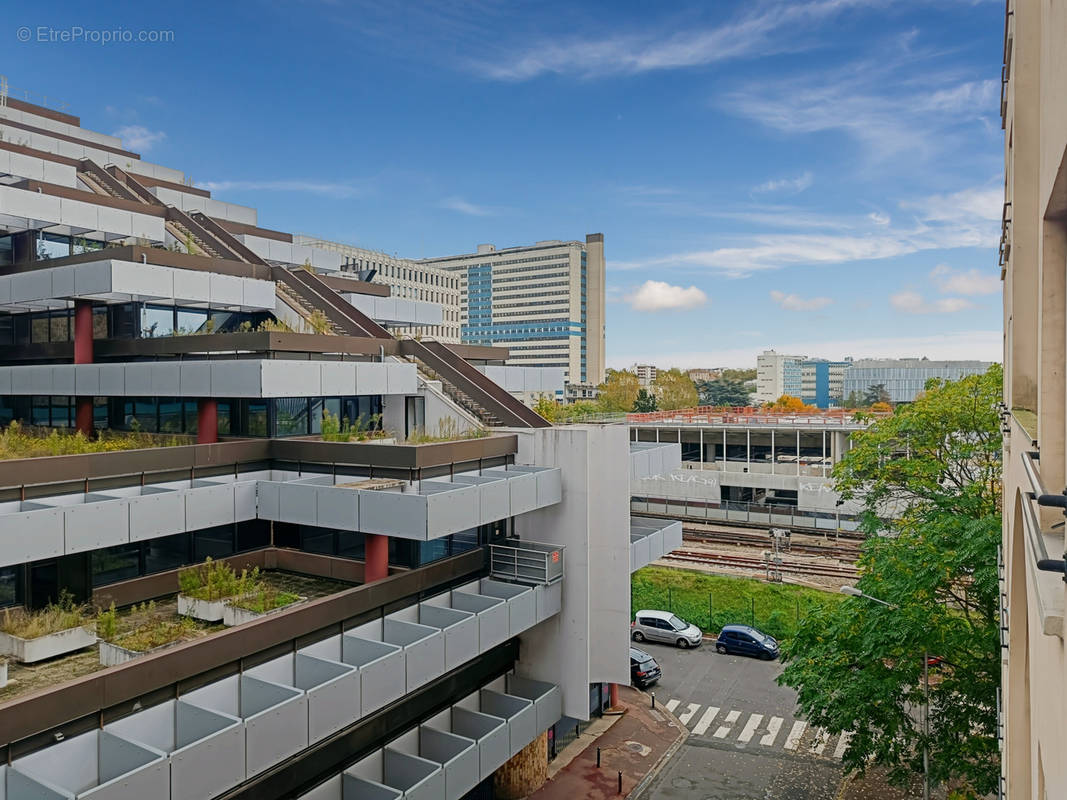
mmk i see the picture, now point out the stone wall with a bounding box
[493,731,548,799]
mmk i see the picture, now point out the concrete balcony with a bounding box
[460,578,537,639]
[424,588,510,653]
[0,184,166,241]
[388,726,479,800]
[349,616,446,693]
[10,728,168,800]
[104,699,245,800]
[342,293,443,327]
[629,441,683,481]
[422,706,509,783]
[389,601,479,673]
[300,632,405,717]
[305,748,444,800]
[473,687,537,758]
[629,516,684,573]
[183,674,309,778]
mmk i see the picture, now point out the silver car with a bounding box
[631,609,703,648]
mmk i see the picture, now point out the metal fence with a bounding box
[630,496,863,533]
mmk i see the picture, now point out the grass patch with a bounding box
[631,566,844,641]
[98,601,202,652]
[230,587,301,614]
[0,422,189,460]
[0,591,89,639]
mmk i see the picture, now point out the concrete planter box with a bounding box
[0,660,6,688]
[99,637,185,667]
[178,594,228,622]
[0,624,96,663]
[222,595,306,627]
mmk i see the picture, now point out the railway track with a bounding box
[682,526,863,562]
[661,548,861,579]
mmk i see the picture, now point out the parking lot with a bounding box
[633,638,848,800]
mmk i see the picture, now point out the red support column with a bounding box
[197,399,218,444]
[609,682,620,709]
[364,533,389,582]
[73,300,93,435]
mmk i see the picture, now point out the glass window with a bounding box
[274,398,309,436]
[300,526,335,555]
[37,233,70,260]
[158,399,183,433]
[236,520,270,552]
[217,401,232,436]
[245,401,269,436]
[31,396,50,426]
[144,533,191,574]
[194,525,235,560]
[141,305,174,338]
[0,235,13,267]
[49,312,70,343]
[92,543,142,586]
[92,307,108,339]
[51,396,71,428]
[71,237,104,256]
[31,314,50,344]
[176,309,208,336]
[128,398,158,432]
[0,565,23,608]
[183,401,198,436]
[337,531,365,559]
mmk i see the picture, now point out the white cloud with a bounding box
[868,211,890,225]
[770,290,832,311]
[468,0,874,80]
[929,264,1000,296]
[889,290,975,314]
[625,280,708,312]
[612,182,999,277]
[609,330,1001,370]
[753,171,814,194]
[112,125,166,152]
[198,180,361,199]
[440,196,499,216]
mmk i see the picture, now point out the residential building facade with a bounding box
[842,359,991,404]
[419,236,607,386]
[799,359,851,408]
[1000,0,1067,797]
[0,92,682,800]
[633,363,658,386]
[755,350,806,404]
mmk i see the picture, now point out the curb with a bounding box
[626,698,689,799]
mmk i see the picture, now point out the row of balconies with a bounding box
[0,577,560,800]
[0,466,564,566]
[297,674,561,800]
[0,358,417,399]
[0,184,165,241]
[0,259,276,313]
[629,517,684,573]
[0,146,79,188]
[342,293,443,327]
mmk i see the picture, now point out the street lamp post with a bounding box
[839,585,929,800]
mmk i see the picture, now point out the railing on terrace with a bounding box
[628,406,885,427]
[489,541,565,585]
[678,459,833,477]
[631,495,864,533]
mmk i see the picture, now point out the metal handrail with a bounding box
[489,541,565,585]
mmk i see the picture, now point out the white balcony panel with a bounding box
[375,617,445,692]
[247,652,361,744]
[301,632,406,717]
[0,502,63,566]
[320,361,358,396]
[104,699,245,800]
[354,362,389,396]
[408,603,478,673]
[0,108,124,148]
[505,675,562,736]
[385,362,417,395]
[184,674,308,779]
[342,294,443,326]
[185,482,237,530]
[390,726,478,800]
[533,581,562,623]
[96,485,185,543]
[477,579,537,638]
[481,467,537,516]
[11,729,168,800]
[449,474,510,526]
[447,590,509,652]
[426,707,509,783]
[477,689,536,758]
[38,492,130,554]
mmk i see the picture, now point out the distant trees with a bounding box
[764,394,813,412]
[597,369,641,412]
[719,368,756,383]
[697,378,751,407]
[863,383,891,406]
[652,368,698,410]
[633,389,658,412]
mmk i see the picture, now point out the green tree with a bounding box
[652,368,698,410]
[632,388,658,412]
[863,383,891,406]
[697,378,751,407]
[597,369,640,412]
[720,368,756,382]
[779,365,1002,797]
[532,394,561,423]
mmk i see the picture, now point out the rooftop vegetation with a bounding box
[0,591,90,639]
[0,422,189,460]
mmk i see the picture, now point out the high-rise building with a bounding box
[419,235,606,386]
[0,92,684,800]
[1000,1,1067,796]
[755,350,806,404]
[799,359,851,408]
[633,364,658,386]
[841,359,991,404]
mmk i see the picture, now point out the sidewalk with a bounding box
[527,686,687,800]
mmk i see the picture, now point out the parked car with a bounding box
[630,646,662,688]
[714,625,780,660]
[631,609,703,648]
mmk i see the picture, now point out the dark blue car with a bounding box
[714,625,780,660]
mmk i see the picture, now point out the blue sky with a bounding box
[7,0,1004,368]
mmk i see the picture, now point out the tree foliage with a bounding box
[720,367,756,382]
[863,383,892,406]
[633,388,658,412]
[779,365,1002,797]
[697,378,751,407]
[764,394,813,412]
[597,369,640,412]
[652,368,698,410]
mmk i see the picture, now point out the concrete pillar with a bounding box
[364,533,389,582]
[73,300,93,435]
[493,730,548,799]
[609,682,620,708]
[197,399,218,444]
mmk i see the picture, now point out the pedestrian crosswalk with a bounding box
[662,697,853,760]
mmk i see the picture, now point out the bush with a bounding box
[0,421,189,460]
[178,558,259,601]
[0,590,88,638]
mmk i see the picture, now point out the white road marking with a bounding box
[809,727,830,755]
[737,713,764,743]
[665,699,680,713]
[832,731,854,760]
[784,720,807,750]
[760,716,784,746]
[678,703,701,726]
[713,709,742,738]
[692,706,720,736]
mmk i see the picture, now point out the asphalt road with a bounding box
[633,639,848,800]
